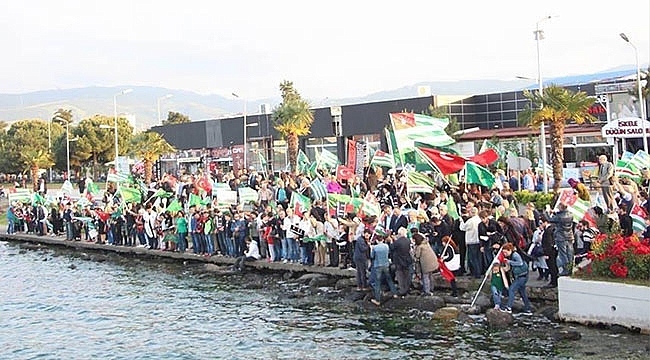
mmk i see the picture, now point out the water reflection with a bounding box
[0,241,647,359]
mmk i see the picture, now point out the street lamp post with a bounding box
[620,32,647,153]
[231,93,259,169]
[157,94,173,125]
[64,121,78,178]
[535,15,552,193]
[48,118,52,182]
[112,89,133,169]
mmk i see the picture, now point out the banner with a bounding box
[347,139,357,173]
[215,189,238,205]
[355,140,366,178]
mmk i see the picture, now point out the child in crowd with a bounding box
[489,262,507,310]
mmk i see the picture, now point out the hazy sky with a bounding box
[1,0,649,100]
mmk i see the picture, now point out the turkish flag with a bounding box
[336,165,354,181]
[469,149,499,167]
[195,176,212,193]
[417,147,466,175]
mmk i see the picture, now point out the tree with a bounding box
[71,115,123,179]
[130,131,175,184]
[3,120,54,190]
[519,85,596,192]
[163,111,190,125]
[272,81,314,173]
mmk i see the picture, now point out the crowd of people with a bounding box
[5,152,648,312]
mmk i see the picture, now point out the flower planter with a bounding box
[558,277,650,332]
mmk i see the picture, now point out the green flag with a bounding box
[290,192,312,217]
[153,188,174,198]
[166,199,182,213]
[31,192,46,206]
[385,127,402,167]
[86,181,100,195]
[407,171,436,193]
[188,193,202,207]
[119,187,142,203]
[465,162,495,188]
[317,148,339,169]
[446,195,460,220]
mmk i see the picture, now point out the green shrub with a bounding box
[513,191,555,210]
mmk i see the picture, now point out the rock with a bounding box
[204,263,222,272]
[551,329,582,341]
[527,286,558,301]
[344,290,368,302]
[382,295,445,312]
[432,306,460,321]
[485,308,514,329]
[473,294,492,309]
[68,264,77,270]
[460,304,482,315]
[609,324,630,334]
[408,324,432,336]
[538,305,559,322]
[335,278,356,290]
[309,275,335,288]
[457,312,474,324]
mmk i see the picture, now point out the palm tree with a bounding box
[130,131,175,184]
[22,149,54,192]
[519,85,596,193]
[272,81,314,173]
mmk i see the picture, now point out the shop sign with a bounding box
[601,117,650,138]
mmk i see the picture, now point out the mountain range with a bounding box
[0,66,638,130]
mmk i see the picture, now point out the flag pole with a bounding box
[470,246,505,308]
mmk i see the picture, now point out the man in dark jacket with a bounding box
[431,216,451,254]
[549,203,574,276]
[541,218,558,288]
[390,227,413,296]
[389,207,408,235]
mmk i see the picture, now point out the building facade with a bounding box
[151,72,646,176]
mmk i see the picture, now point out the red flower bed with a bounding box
[586,233,650,280]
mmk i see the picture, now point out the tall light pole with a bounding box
[157,94,173,124]
[113,89,133,170]
[48,118,52,182]
[620,32,648,153]
[64,121,78,178]
[535,15,552,193]
[232,92,258,169]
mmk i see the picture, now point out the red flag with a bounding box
[417,147,466,175]
[95,209,110,222]
[336,165,354,181]
[469,149,499,167]
[196,176,212,193]
[437,258,455,282]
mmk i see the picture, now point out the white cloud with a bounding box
[0,0,648,99]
